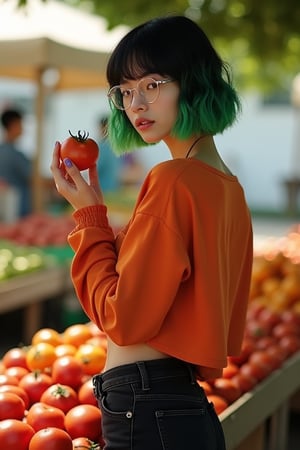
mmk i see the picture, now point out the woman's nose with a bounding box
[130,90,147,110]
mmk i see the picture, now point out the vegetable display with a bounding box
[0,227,300,448]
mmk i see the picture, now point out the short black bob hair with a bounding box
[106,15,241,153]
[1,108,23,130]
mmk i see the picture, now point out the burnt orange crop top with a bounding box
[68,158,253,379]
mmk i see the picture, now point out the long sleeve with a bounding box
[68,158,253,372]
[68,203,190,345]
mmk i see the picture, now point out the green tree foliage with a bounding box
[18,0,300,93]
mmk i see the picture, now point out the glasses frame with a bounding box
[107,77,174,111]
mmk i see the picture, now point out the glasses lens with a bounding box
[108,77,162,110]
[138,78,160,104]
[109,87,126,110]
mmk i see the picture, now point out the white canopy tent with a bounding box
[0,0,128,88]
[0,0,128,210]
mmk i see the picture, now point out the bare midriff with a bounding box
[104,337,170,371]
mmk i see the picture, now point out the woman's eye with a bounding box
[146,82,158,91]
[121,89,131,98]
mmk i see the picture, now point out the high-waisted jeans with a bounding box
[92,358,226,450]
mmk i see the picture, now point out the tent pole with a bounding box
[32,66,46,213]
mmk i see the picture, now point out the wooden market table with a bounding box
[220,351,300,450]
[0,265,72,343]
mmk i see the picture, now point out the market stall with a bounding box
[0,0,128,211]
[1,211,300,448]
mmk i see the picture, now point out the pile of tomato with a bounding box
[0,323,107,450]
[1,230,300,446]
[201,302,300,414]
[201,231,300,415]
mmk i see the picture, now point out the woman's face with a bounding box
[122,74,180,144]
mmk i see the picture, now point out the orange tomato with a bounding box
[55,344,77,358]
[63,324,93,348]
[26,342,57,372]
[75,344,106,376]
[86,335,107,351]
[32,328,63,347]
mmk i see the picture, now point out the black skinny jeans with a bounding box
[93,358,226,450]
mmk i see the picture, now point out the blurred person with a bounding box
[51,15,253,450]
[0,108,32,217]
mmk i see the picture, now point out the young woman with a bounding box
[51,15,253,450]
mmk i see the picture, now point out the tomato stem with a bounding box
[68,130,90,142]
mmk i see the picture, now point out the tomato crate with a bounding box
[220,351,300,450]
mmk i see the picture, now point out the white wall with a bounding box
[215,93,296,210]
[0,78,297,212]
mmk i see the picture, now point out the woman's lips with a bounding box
[135,118,154,131]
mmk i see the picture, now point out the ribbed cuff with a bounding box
[72,204,109,228]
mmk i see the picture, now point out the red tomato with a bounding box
[248,350,275,372]
[0,392,25,420]
[29,427,73,450]
[231,372,257,394]
[0,373,19,386]
[273,322,300,339]
[65,404,102,441]
[228,338,256,366]
[257,308,281,329]
[212,378,242,404]
[5,365,29,381]
[265,344,286,368]
[2,347,28,369]
[72,437,100,449]
[52,355,84,390]
[281,309,300,327]
[78,378,98,406]
[0,419,34,450]
[239,360,269,382]
[26,402,66,431]
[60,130,99,171]
[19,371,53,406]
[279,335,300,356]
[255,335,277,351]
[41,383,79,414]
[0,384,30,409]
[244,319,270,340]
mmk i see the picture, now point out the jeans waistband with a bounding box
[93,358,197,395]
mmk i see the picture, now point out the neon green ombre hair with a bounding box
[106,15,241,154]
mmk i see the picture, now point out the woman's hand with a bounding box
[50,141,104,211]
